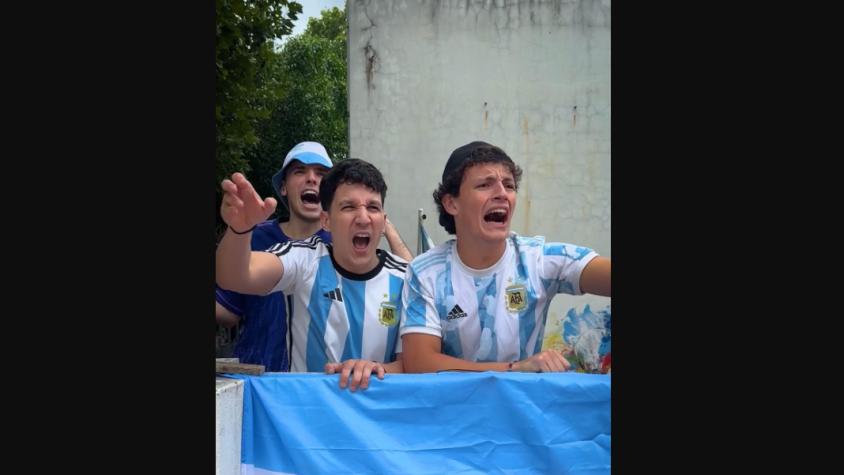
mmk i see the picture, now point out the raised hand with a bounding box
[220,172,278,233]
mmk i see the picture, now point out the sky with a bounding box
[276,0,346,46]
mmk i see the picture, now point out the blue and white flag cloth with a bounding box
[417,208,435,256]
[231,372,611,475]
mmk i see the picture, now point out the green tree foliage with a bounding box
[216,0,302,236]
[216,4,348,234]
[216,0,302,184]
[304,6,346,42]
[245,6,348,216]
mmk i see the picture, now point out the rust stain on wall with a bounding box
[483,102,488,129]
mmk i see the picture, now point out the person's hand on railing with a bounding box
[325,359,387,391]
[510,349,571,373]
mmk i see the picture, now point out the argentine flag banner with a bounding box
[417,208,435,256]
[231,372,610,475]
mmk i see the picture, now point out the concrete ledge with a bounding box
[216,376,244,475]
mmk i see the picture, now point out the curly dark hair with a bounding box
[433,143,522,234]
[319,158,387,210]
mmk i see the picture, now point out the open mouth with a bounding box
[300,190,320,205]
[483,208,508,223]
[352,233,371,250]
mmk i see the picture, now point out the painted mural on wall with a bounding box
[542,304,611,374]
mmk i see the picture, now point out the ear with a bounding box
[442,194,459,216]
[320,210,330,232]
[379,213,388,236]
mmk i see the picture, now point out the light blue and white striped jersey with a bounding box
[400,233,598,363]
[267,236,408,372]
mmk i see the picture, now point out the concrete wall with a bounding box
[216,377,243,475]
[351,0,611,329]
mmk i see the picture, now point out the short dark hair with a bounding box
[433,142,522,234]
[320,158,388,211]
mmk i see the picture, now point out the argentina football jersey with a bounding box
[401,233,597,362]
[267,235,407,372]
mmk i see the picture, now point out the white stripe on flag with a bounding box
[241,463,296,475]
[417,208,435,255]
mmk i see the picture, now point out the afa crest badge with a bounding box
[379,301,398,326]
[505,283,527,313]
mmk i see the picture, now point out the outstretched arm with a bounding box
[216,172,284,295]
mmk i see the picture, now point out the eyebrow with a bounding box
[338,199,382,207]
[292,164,326,172]
[474,174,514,183]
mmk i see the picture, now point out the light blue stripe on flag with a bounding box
[233,372,611,475]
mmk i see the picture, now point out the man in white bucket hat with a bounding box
[215,142,335,371]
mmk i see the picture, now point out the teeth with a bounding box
[353,234,370,248]
[300,190,320,204]
[484,208,508,223]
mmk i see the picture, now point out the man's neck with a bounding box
[331,251,381,276]
[455,237,507,270]
[280,218,323,240]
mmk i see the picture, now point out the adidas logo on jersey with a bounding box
[323,288,343,302]
[447,304,467,320]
